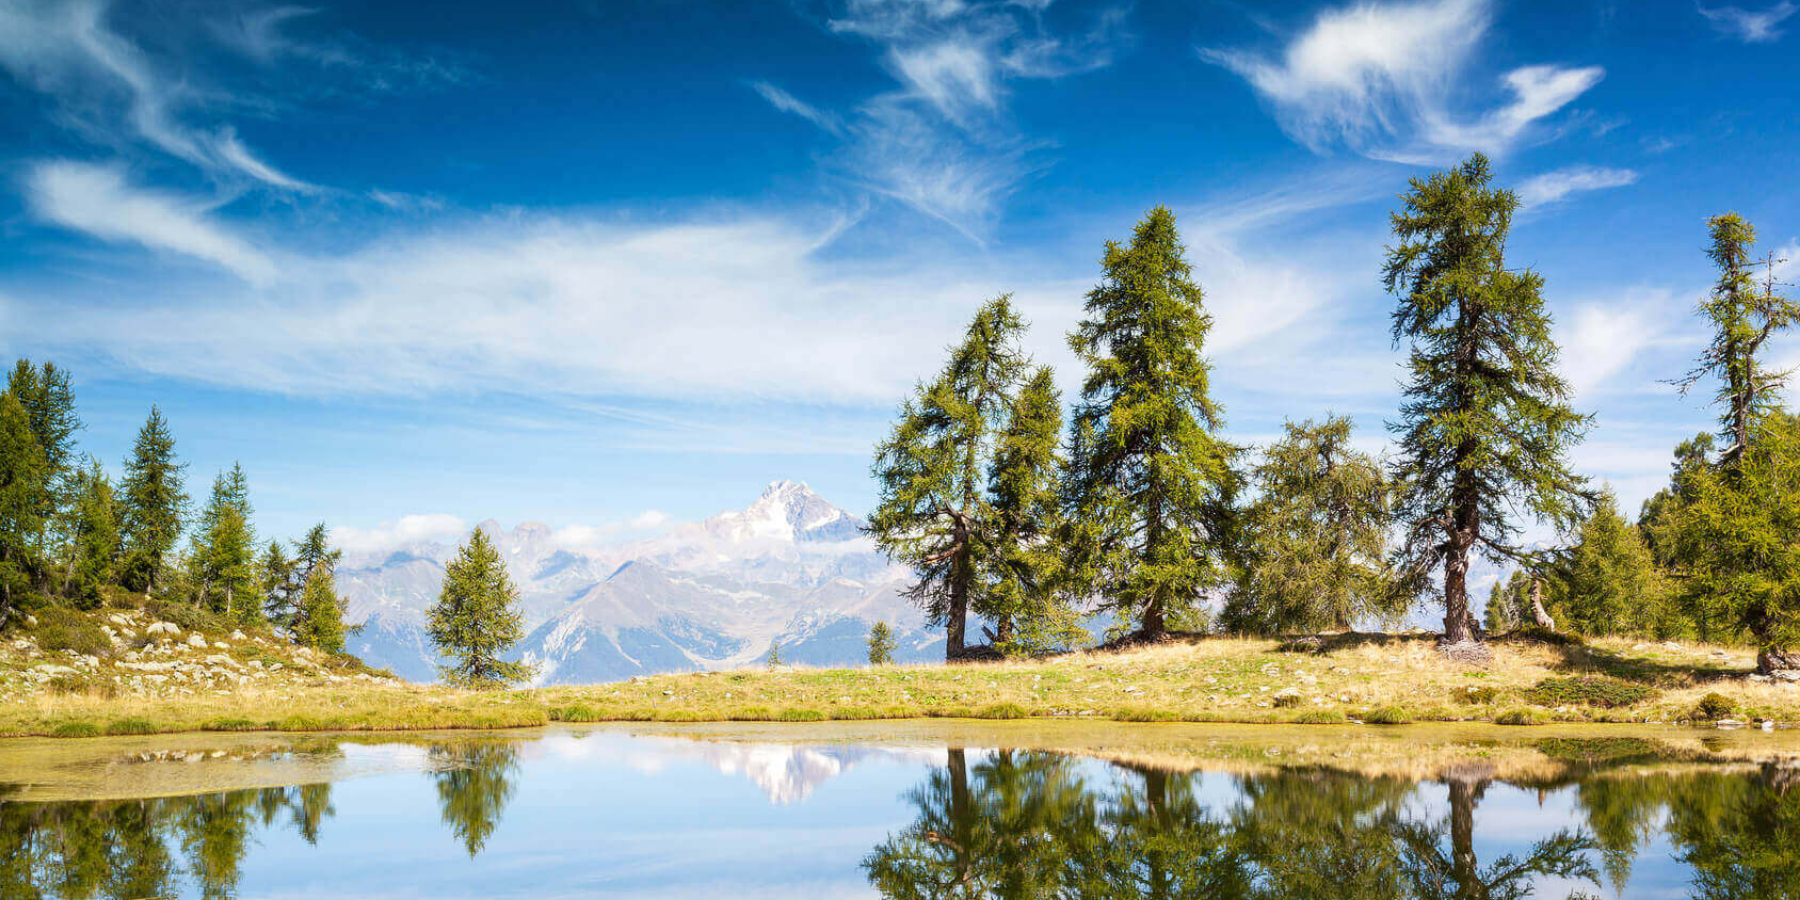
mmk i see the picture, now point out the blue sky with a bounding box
[2,0,1796,553]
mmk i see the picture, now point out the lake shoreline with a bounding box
[6,630,1799,740]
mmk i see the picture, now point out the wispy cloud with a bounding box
[0,0,314,190]
[1699,1,1797,42]
[751,0,1127,239]
[1202,0,1603,162]
[24,160,279,285]
[1516,164,1639,209]
[747,81,844,136]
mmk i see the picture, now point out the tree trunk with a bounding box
[945,558,967,661]
[1447,775,1486,900]
[1142,494,1167,641]
[994,615,1013,645]
[1529,575,1555,630]
[1442,529,1475,644]
[1758,646,1799,674]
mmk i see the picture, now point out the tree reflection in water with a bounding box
[0,738,1796,899]
[864,749,1800,900]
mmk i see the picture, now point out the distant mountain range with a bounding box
[338,481,942,684]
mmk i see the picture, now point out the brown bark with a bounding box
[1529,575,1555,630]
[1758,646,1799,674]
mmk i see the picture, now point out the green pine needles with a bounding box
[1383,154,1592,648]
[429,528,533,688]
[1066,205,1239,641]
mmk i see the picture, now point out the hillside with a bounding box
[338,481,943,684]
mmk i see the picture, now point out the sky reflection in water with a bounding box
[0,728,1796,899]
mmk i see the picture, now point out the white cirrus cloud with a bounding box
[0,0,313,190]
[754,0,1127,239]
[1699,2,1797,42]
[25,160,279,285]
[1202,0,1603,162]
[1516,164,1639,209]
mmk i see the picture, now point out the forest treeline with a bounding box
[869,154,1800,673]
[0,369,352,653]
[0,366,528,687]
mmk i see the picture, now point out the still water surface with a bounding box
[1,723,1796,898]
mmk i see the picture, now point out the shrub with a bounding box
[1495,708,1543,726]
[104,717,159,736]
[1694,692,1737,720]
[1454,685,1499,705]
[47,673,117,699]
[1362,706,1413,725]
[50,721,101,738]
[34,608,113,658]
[1294,709,1346,724]
[1526,676,1658,709]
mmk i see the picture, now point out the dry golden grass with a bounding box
[5,630,1797,739]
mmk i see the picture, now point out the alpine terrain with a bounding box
[339,482,941,683]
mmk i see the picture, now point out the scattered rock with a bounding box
[186,634,208,649]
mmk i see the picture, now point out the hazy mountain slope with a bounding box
[337,481,934,683]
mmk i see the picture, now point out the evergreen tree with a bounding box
[870,296,1029,658]
[1673,411,1800,671]
[261,540,300,627]
[428,528,531,688]
[284,523,342,635]
[866,620,896,665]
[1223,415,1408,635]
[1673,214,1798,467]
[6,361,81,550]
[1638,432,1717,569]
[1383,155,1593,652]
[1553,491,1674,638]
[0,392,49,616]
[1065,206,1240,640]
[190,464,258,620]
[296,567,346,654]
[117,407,188,595]
[62,459,119,608]
[1483,573,1525,634]
[983,365,1079,654]
[765,639,783,670]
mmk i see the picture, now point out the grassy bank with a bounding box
[5,612,1799,738]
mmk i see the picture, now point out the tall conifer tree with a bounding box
[1383,155,1592,653]
[6,361,80,552]
[870,296,1028,658]
[983,365,1078,653]
[62,458,120,608]
[429,528,531,688]
[297,567,347,654]
[117,407,188,595]
[1065,206,1239,640]
[191,463,258,619]
[0,392,48,615]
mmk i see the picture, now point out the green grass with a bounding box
[1362,706,1414,725]
[104,717,159,736]
[1495,709,1544,726]
[1294,709,1346,724]
[49,720,101,738]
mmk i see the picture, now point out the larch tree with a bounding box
[1383,155,1593,656]
[297,566,347,654]
[190,463,258,620]
[62,458,120,608]
[429,528,532,688]
[1675,411,1800,672]
[1222,415,1407,635]
[982,365,1079,654]
[866,620,896,665]
[869,295,1028,659]
[117,407,188,596]
[0,392,48,616]
[1553,490,1673,638]
[261,540,300,628]
[6,361,80,558]
[283,523,342,634]
[1065,206,1240,641]
[1674,214,1798,468]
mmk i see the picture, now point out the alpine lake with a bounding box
[2,721,1797,899]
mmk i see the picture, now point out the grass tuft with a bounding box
[1495,708,1543,726]
[49,720,101,738]
[1362,706,1413,725]
[104,717,159,736]
[1293,709,1345,724]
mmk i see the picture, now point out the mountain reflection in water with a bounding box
[0,731,1795,899]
